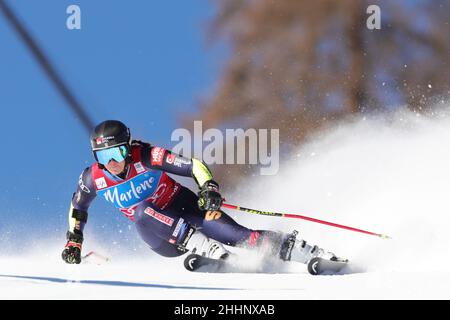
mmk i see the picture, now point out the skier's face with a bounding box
[104,159,126,175]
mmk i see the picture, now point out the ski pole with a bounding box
[222,202,391,239]
[82,251,110,263]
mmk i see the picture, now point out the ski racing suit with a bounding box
[68,140,278,257]
[65,140,332,265]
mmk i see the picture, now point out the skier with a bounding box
[62,120,340,270]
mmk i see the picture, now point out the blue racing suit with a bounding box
[68,140,271,257]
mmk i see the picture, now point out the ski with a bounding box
[184,253,230,273]
[81,251,110,265]
[185,253,351,275]
[307,257,349,275]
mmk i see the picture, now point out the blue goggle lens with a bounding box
[95,145,128,165]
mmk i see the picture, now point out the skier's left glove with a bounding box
[61,231,83,264]
[198,180,223,211]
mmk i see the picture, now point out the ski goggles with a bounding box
[95,145,129,165]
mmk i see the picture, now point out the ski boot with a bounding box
[280,230,344,264]
[179,225,231,272]
[179,225,230,260]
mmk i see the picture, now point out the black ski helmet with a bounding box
[90,120,131,164]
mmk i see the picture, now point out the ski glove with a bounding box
[61,231,83,264]
[198,180,223,211]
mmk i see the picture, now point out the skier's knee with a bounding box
[203,210,223,222]
[152,241,186,258]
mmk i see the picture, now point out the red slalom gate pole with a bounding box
[222,202,391,239]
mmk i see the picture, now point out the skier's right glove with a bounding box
[61,231,83,264]
[198,180,223,211]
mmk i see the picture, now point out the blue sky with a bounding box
[0,0,224,246]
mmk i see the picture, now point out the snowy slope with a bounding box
[2,106,450,300]
[1,254,449,300]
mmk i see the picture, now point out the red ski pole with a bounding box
[222,202,391,239]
